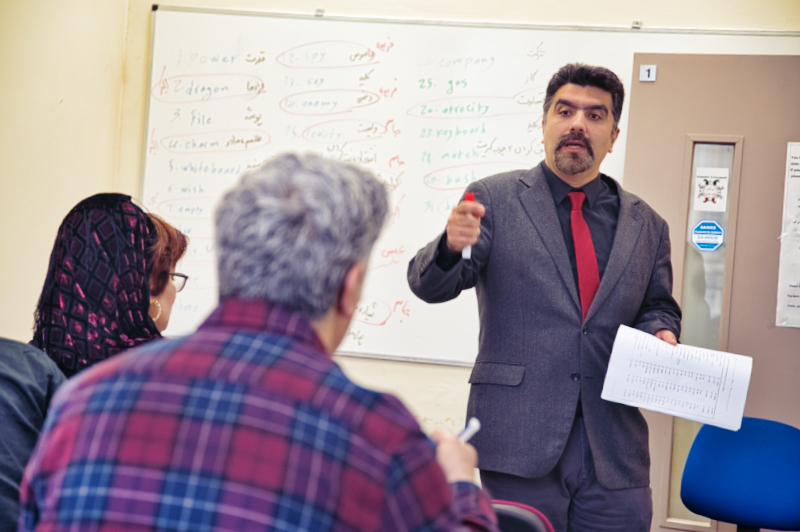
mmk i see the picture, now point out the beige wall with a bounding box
[2,0,799,432]
[1,0,128,339]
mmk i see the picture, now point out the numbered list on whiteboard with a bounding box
[601,325,752,430]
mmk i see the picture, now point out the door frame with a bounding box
[649,133,744,532]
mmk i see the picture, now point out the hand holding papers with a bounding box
[601,325,752,430]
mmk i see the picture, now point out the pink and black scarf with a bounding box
[32,193,161,377]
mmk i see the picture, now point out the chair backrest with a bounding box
[492,499,555,532]
[680,417,800,531]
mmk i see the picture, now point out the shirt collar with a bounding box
[541,162,603,208]
[199,297,328,355]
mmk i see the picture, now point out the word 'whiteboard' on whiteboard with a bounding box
[141,6,800,365]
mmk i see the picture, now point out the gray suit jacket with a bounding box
[407,163,681,490]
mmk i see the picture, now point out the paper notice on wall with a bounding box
[601,325,752,431]
[693,167,729,213]
[776,142,800,328]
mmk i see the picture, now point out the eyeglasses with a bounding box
[170,272,189,292]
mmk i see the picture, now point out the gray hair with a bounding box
[215,152,389,320]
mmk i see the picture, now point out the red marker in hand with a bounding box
[462,192,474,260]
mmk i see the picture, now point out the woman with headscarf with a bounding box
[31,193,188,377]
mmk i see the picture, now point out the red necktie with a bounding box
[568,191,600,320]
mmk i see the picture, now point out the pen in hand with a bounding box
[432,421,481,483]
[458,417,481,443]
[462,193,475,260]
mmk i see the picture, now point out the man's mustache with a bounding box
[556,132,594,157]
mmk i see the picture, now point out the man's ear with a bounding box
[608,127,621,153]
[337,262,366,320]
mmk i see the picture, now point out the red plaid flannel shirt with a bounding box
[20,298,498,532]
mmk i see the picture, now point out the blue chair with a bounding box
[681,417,800,532]
[492,499,555,532]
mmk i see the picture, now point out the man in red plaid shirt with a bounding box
[19,153,499,532]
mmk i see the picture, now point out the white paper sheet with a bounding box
[601,325,752,430]
[776,142,800,327]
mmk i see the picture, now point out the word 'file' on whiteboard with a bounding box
[601,325,752,430]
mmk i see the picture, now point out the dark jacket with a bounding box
[408,163,681,489]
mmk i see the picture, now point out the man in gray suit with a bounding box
[407,63,681,532]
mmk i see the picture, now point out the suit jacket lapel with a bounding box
[587,184,643,320]
[519,166,581,311]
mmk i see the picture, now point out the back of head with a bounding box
[215,152,389,320]
[32,193,160,376]
[544,63,625,130]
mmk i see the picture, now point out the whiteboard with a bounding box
[141,6,800,365]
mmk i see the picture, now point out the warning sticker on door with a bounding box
[691,220,725,252]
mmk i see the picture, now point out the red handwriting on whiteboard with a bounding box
[390,194,406,222]
[393,300,411,317]
[384,119,401,137]
[375,40,395,53]
[157,66,169,95]
[380,246,405,258]
[149,129,159,155]
[389,155,405,168]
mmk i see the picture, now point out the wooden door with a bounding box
[623,53,800,532]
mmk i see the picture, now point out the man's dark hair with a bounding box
[543,63,625,130]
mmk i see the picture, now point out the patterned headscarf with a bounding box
[32,193,161,377]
